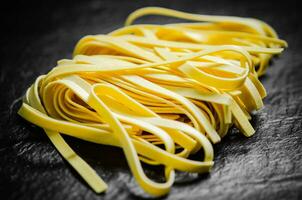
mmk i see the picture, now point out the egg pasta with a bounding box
[18,7,287,197]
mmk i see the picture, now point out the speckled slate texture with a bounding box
[1,0,301,199]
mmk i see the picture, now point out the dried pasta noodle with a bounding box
[18,7,287,196]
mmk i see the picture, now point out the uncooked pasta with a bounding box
[18,7,287,197]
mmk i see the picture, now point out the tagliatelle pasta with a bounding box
[18,7,287,197]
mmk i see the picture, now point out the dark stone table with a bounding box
[1,0,301,199]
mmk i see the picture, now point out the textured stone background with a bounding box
[1,0,301,199]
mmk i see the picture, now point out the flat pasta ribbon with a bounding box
[18,7,286,197]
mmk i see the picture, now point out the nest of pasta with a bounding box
[18,7,287,197]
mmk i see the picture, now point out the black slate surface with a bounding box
[1,0,302,199]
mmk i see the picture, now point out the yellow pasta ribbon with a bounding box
[18,7,286,197]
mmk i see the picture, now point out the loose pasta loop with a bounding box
[18,7,286,197]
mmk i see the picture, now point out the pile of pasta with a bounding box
[18,7,287,196]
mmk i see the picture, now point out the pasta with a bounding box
[18,7,287,196]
